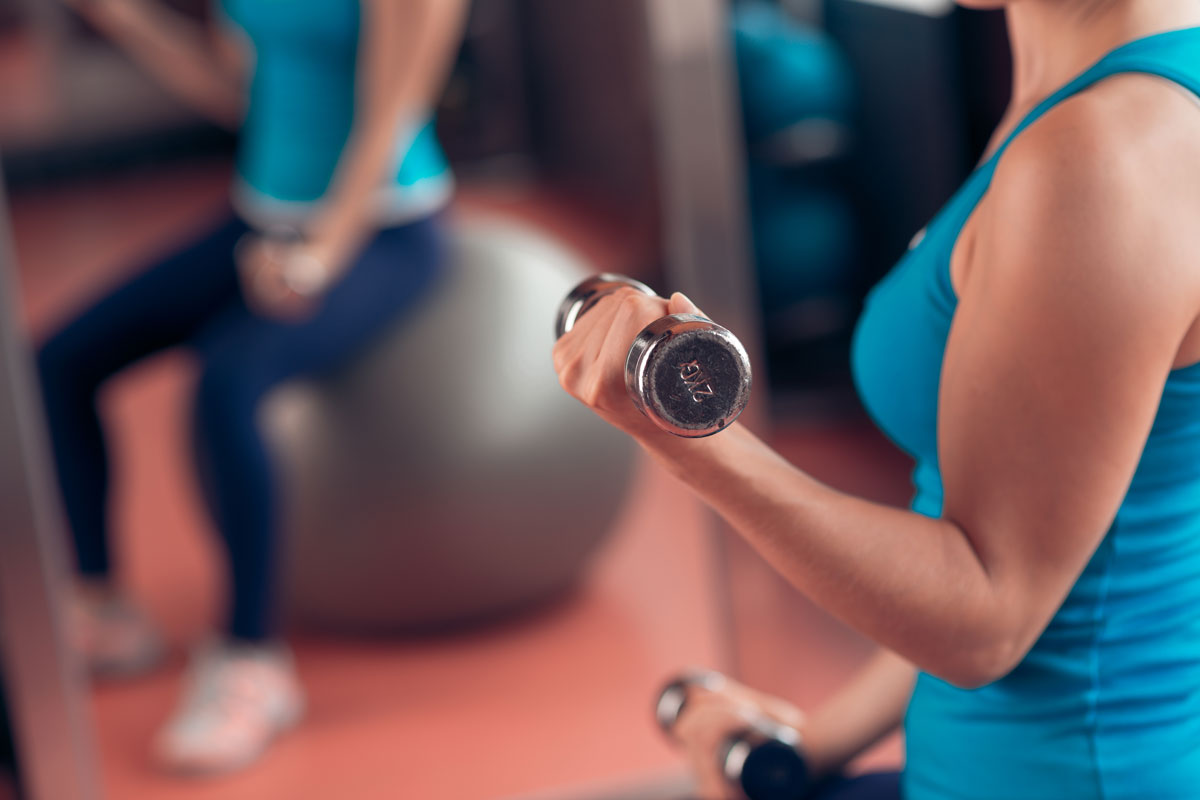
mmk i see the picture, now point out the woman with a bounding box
[555,1,1200,798]
[38,0,466,774]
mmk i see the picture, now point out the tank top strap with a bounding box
[921,26,1200,311]
[985,26,1200,172]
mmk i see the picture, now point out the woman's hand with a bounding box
[235,236,337,321]
[672,677,807,800]
[552,289,706,441]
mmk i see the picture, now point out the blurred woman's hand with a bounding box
[235,236,334,321]
[672,677,807,800]
[553,290,708,441]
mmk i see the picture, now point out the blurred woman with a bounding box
[555,1,1200,798]
[39,0,466,774]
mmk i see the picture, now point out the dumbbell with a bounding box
[555,274,753,438]
[655,670,811,800]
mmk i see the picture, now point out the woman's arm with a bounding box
[801,649,914,775]
[301,0,468,276]
[66,0,246,127]
[554,82,1200,688]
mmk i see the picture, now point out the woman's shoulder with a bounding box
[979,74,1200,296]
[957,74,1200,358]
[992,73,1200,222]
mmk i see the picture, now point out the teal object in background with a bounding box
[732,2,854,145]
[748,166,856,314]
[731,3,859,354]
[219,0,451,219]
[853,27,1200,800]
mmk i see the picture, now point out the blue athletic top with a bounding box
[852,28,1200,800]
[218,0,452,227]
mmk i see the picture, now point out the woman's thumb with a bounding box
[668,291,702,316]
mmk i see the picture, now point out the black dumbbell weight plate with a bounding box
[727,737,810,800]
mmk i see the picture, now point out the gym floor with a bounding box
[9,162,908,799]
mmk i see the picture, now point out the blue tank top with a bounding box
[852,27,1200,800]
[218,0,452,227]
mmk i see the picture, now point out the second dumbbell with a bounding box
[656,670,811,800]
[555,274,753,438]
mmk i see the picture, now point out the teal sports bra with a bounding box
[219,0,452,228]
[852,27,1200,800]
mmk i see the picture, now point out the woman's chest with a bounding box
[850,220,966,464]
[850,164,996,464]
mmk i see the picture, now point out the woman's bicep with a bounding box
[937,121,1191,656]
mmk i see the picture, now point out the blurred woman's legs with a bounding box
[38,214,250,677]
[38,210,443,773]
[156,216,440,771]
[39,215,250,581]
[190,214,442,643]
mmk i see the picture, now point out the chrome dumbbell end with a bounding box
[557,275,754,438]
[654,668,729,735]
[625,314,753,438]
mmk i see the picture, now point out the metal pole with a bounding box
[643,0,766,680]
[0,175,99,800]
[642,0,767,420]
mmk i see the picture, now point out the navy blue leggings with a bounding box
[807,771,901,799]
[37,211,442,641]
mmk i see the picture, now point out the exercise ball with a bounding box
[267,216,637,634]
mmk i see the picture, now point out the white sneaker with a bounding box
[70,585,165,679]
[154,640,305,775]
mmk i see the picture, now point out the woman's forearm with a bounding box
[640,425,1012,688]
[802,649,915,776]
[307,0,467,269]
[84,0,243,127]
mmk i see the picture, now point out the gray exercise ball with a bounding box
[267,216,636,634]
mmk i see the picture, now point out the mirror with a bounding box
[0,1,739,797]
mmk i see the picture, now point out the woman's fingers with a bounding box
[663,675,808,799]
[684,673,805,731]
[234,237,318,321]
[552,288,670,435]
[675,694,760,800]
[582,293,644,407]
[721,680,806,731]
[666,291,704,318]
